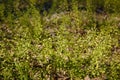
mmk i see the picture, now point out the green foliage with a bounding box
[0,0,120,80]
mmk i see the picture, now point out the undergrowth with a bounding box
[0,0,120,80]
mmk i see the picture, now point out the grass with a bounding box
[0,1,120,80]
